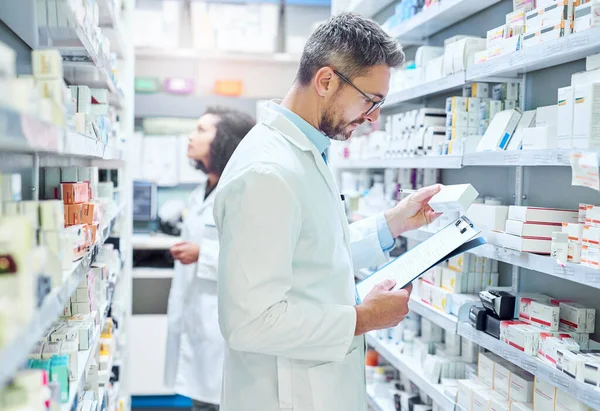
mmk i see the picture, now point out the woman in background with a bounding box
[165,107,255,411]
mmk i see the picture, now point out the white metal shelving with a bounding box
[131,233,181,250]
[0,205,124,388]
[135,48,301,64]
[389,0,503,45]
[384,72,466,108]
[0,105,124,161]
[334,155,463,170]
[467,27,600,81]
[62,301,110,411]
[366,334,457,410]
[458,323,600,410]
[348,0,396,18]
[38,1,123,105]
[408,297,458,334]
[401,228,600,290]
[462,149,588,167]
[334,149,600,170]
[366,385,395,411]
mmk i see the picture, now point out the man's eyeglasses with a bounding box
[333,69,385,116]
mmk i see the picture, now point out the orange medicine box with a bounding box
[67,204,83,226]
[82,203,95,225]
[90,221,99,244]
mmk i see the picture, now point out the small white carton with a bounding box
[529,301,560,331]
[533,376,556,411]
[428,184,479,213]
[509,369,534,403]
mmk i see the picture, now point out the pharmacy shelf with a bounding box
[390,0,502,45]
[62,300,110,411]
[348,0,396,18]
[366,386,395,411]
[98,0,126,59]
[334,156,463,170]
[467,27,600,81]
[0,104,124,161]
[335,150,599,170]
[0,205,123,388]
[384,72,466,108]
[135,48,301,64]
[38,1,122,103]
[131,233,181,250]
[402,228,600,290]
[408,297,459,334]
[462,149,595,167]
[366,334,456,410]
[458,323,600,410]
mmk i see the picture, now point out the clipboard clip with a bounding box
[456,216,475,234]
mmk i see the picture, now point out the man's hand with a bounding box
[384,184,443,237]
[354,279,412,336]
[170,242,200,265]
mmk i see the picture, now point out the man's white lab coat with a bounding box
[213,102,389,411]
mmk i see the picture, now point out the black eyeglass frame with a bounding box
[333,69,386,116]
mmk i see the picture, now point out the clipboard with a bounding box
[356,216,486,302]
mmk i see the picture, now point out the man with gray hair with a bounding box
[213,13,442,411]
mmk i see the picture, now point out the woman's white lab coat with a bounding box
[164,185,223,405]
[213,102,390,411]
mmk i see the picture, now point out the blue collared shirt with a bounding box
[271,103,395,253]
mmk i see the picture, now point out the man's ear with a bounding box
[313,67,336,98]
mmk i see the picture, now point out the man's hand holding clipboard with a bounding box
[352,185,443,336]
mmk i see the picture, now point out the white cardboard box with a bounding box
[494,360,513,398]
[508,110,537,150]
[556,389,592,411]
[529,301,560,331]
[477,109,522,151]
[479,352,498,388]
[518,294,552,323]
[558,86,575,148]
[457,379,490,410]
[441,268,464,293]
[507,324,539,356]
[473,389,506,411]
[490,398,511,411]
[521,126,558,150]
[505,220,562,239]
[573,83,600,149]
[428,184,479,213]
[511,403,533,411]
[498,232,552,254]
[509,369,535,403]
[583,225,600,246]
[559,302,595,333]
[508,206,579,224]
[536,104,559,128]
[533,376,556,411]
[467,204,509,231]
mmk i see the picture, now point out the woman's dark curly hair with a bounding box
[196,107,255,175]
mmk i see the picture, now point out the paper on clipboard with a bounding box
[356,216,486,302]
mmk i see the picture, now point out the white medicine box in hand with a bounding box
[428,184,479,213]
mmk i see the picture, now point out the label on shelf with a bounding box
[520,358,539,373]
[543,42,563,57]
[549,373,570,389]
[554,266,575,278]
[586,272,600,283]
[509,51,526,67]
[568,34,590,48]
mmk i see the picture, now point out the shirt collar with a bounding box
[269,102,331,155]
